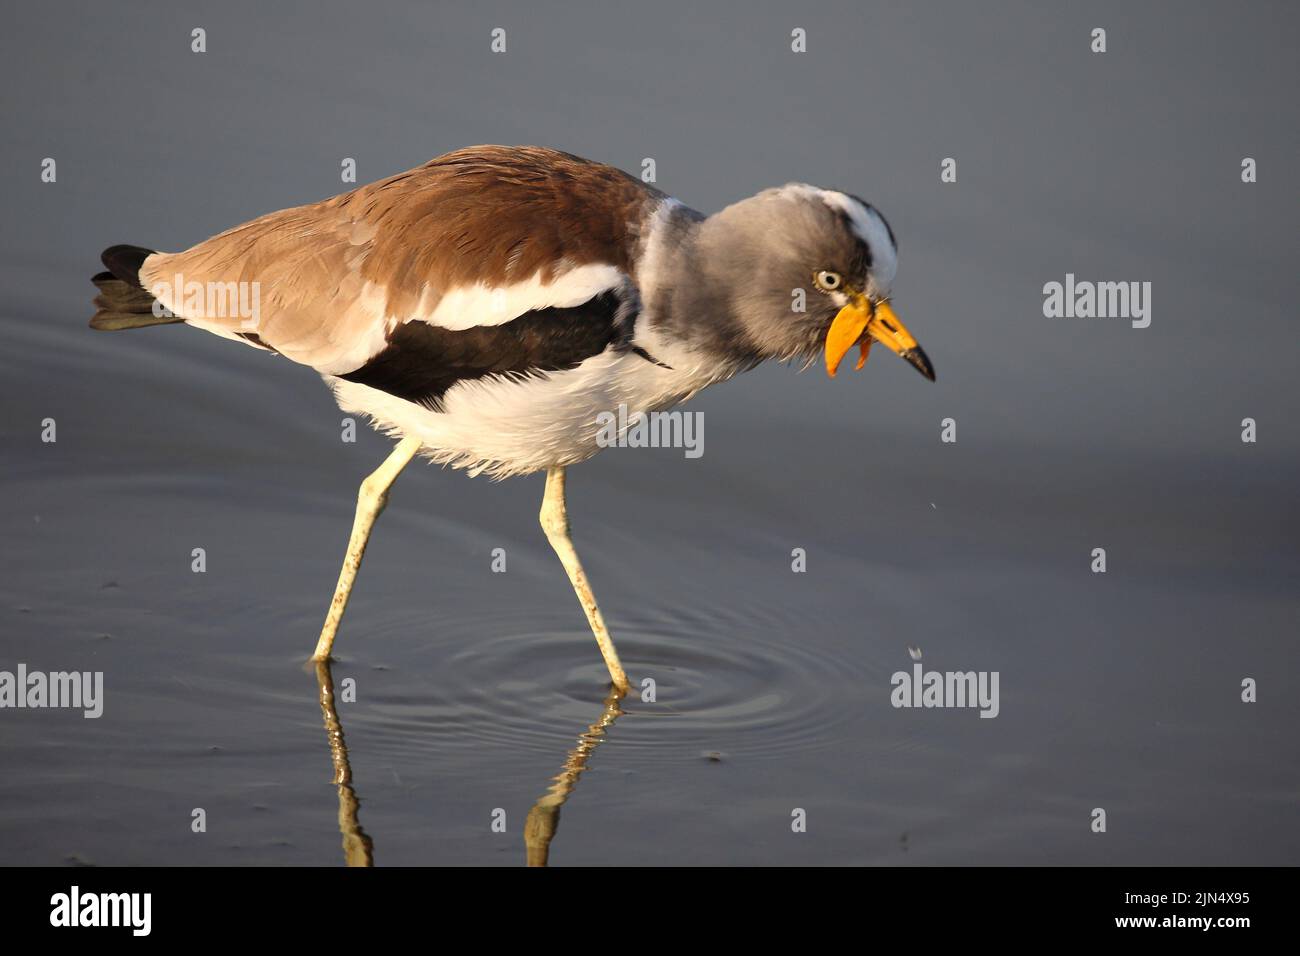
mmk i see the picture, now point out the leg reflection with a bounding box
[314,660,375,867]
[524,685,627,867]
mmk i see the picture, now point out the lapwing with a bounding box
[90,145,935,692]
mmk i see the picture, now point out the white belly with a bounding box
[326,341,727,478]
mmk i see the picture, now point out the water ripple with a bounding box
[351,597,877,763]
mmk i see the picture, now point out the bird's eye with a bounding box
[814,270,842,292]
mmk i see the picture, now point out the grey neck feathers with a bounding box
[638,205,766,371]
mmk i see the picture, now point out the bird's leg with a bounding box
[539,466,631,692]
[312,435,422,661]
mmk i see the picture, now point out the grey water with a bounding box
[1,1,1297,866]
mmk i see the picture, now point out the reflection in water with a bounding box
[314,661,374,867]
[311,660,626,866]
[524,686,627,867]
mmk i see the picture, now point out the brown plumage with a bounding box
[131,146,663,367]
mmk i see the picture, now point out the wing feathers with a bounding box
[141,146,661,373]
[338,287,634,411]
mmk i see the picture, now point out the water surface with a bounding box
[1,0,1297,866]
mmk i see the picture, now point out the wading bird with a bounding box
[90,146,934,692]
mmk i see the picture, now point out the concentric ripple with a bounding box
[347,596,880,764]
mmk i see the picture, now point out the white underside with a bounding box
[326,329,729,478]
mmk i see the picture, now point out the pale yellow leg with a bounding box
[539,467,630,692]
[312,436,422,661]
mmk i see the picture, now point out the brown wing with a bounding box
[140,146,665,372]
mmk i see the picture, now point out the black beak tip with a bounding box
[901,347,936,382]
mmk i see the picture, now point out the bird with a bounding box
[89,145,934,692]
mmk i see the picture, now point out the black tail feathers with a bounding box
[90,245,180,331]
[101,245,152,288]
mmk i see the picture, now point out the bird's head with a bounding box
[695,184,934,381]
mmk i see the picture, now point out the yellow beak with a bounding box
[824,295,935,381]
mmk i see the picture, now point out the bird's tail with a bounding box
[89,245,180,331]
